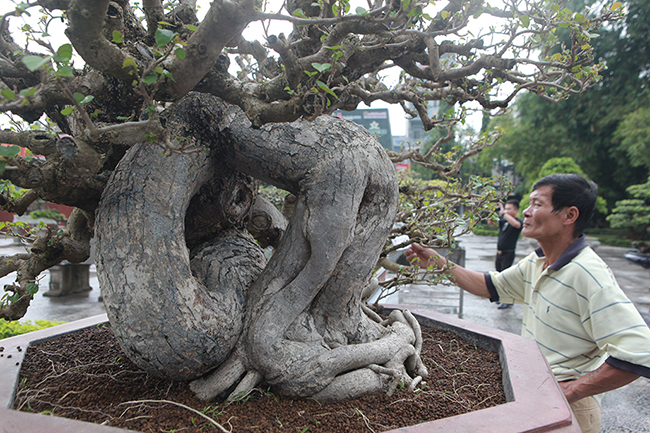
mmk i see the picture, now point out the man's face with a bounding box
[522,186,568,241]
[504,203,518,218]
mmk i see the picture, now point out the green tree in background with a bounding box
[614,94,650,172]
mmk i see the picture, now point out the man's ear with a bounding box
[564,206,579,226]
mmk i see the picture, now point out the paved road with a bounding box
[3,234,649,431]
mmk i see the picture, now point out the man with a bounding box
[405,174,650,433]
[489,198,523,309]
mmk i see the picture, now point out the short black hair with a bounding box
[532,174,597,238]
[505,198,520,210]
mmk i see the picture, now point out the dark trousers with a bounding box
[495,250,516,272]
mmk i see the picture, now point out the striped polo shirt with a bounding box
[485,236,650,384]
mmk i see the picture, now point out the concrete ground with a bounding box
[2,234,649,431]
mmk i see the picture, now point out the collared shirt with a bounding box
[485,236,650,384]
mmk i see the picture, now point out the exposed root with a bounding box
[367,364,403,397]
[381,309,429,380]
[408,376,423,392]
[190,353,247,401]
[360,277,379,302]
[226,370,264,403]
[361,303,383,323]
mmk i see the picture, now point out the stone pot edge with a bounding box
[1,309,580,432]
[1,313,138,432]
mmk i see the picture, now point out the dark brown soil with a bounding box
[15,323,505,432]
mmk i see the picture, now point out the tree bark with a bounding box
[97,93,425,401]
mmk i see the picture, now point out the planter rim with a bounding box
[1,308,580,432]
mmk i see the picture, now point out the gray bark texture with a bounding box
[96,93,426,401]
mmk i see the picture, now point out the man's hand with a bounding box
[404,243,437,269]
[404,242,492,298]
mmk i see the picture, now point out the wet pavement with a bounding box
[2,234,649,431]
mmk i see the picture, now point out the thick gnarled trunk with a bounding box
[96,93,426,402]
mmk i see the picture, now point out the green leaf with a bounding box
[332,4,339,15]
[293,8,307,18]
[73,92,85,103]
[610,2,622,11]
[311,62,331,73]
[187,25,197,31]
[22,55,50,72]
[316,80,338,99]
[154,28,176,47]
[162,70,175,82]
[56,64,74,77]
[60,107,74,115]
[56,43,73,61]
[441,10,449,19]
[112,30,123,44]
[0,145,21,158]
[80,95,94,105]
[175,47,186,60]
[304,70,318,77]
[158,21,174,27]
[122,57,136,68]
[26,283,38,295]
[19,87,37,97]
[1,89,16,101]
[519,14,530,28]
[355,7,367,15]
[407,7,421,18]
[142,73,158,84]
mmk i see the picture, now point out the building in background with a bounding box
[406,100,441,146]
[392,135,410,172]
[333,108,393,150]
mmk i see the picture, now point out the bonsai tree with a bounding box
[607,177,650,253]
[0,0,621,403]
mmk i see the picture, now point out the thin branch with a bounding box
[119,400,231,433]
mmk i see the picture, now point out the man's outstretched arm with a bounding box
[404,243,491,299]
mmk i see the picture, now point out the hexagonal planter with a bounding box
[0,307,580,432]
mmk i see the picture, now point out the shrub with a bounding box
[0,319,64,339]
